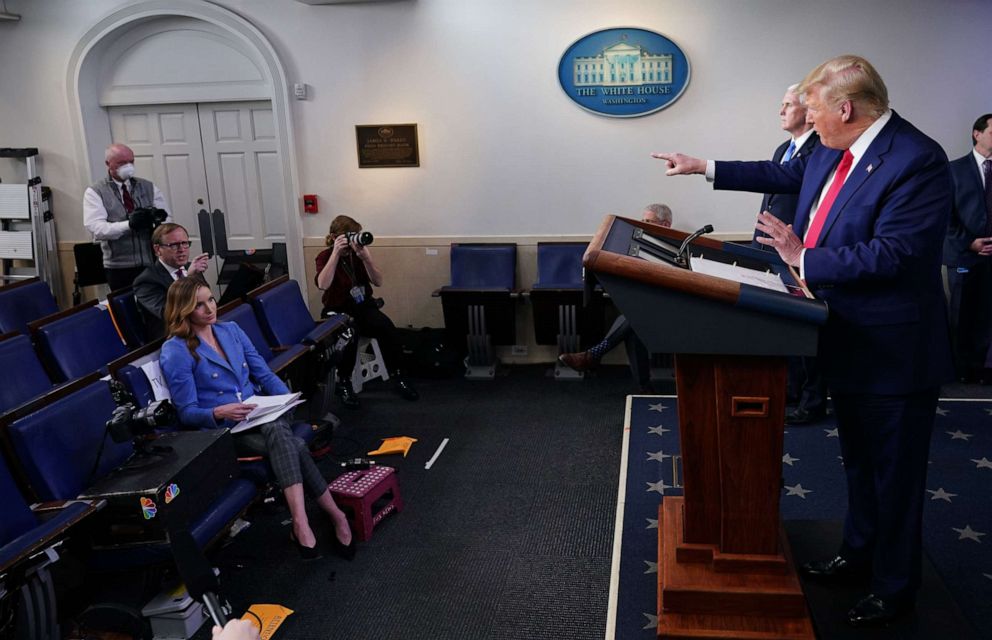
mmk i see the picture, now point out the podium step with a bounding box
[657,497,814,639]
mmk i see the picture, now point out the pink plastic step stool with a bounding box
[328,466,403,541]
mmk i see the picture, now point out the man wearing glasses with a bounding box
[134,223,210,338]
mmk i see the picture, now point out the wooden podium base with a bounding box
[657,498,814,639]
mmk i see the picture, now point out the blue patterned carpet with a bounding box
[609,395,992,639]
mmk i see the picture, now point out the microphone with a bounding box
[676,224,714,268]
[171,529,228,627]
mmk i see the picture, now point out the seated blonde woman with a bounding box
[159,277,353,560]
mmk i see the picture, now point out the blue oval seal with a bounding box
[558,27,691,118]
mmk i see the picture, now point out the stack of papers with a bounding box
[232,393,304,433]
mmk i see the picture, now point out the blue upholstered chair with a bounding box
[248,276,350,347]
[0,451,101,638]
[529,242,606,379]
[28,302,127,383]
[217,300,311,375]
[3,376,256,562]
[106,286,148,350]
[0,333,56,415]
[0,278,59,335]
[436,243,518,378]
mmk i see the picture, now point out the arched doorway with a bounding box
[66,0,305,281]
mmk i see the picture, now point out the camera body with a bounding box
[344,230,374,246]
[129,206,169,231]
[106,399,177,443]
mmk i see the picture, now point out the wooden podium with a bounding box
[585,216,829,639]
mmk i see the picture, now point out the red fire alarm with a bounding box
[303,194,318,214]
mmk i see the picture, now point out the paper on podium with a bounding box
[231,393,303,433]
[689,256,788,293]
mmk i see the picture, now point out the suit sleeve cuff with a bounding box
[705,160,715,182]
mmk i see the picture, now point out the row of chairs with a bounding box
[437,242,608,378]
[0,277,353,636]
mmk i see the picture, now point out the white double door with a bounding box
[109,101,287,282]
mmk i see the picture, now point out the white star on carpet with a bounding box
[985,408,992,416]
[641,613,658,630]
[648,403,667,412]
[927,488,957,502]
[985,573,992,581]
[646,518,658,529]
[935,406,948,416]
[946,430,972,441]
[784,483,812,498]
[647,424,670,436]
[952,525,986,543]
[782,453,799,466]
[644,560,658,574]
[647,479,672,495]
[971,457,992,470]
[824,428,839,438]
[647,450,671,462]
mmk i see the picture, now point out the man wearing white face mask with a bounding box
[83,143,171,291]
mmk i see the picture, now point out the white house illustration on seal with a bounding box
[573,42,673,86]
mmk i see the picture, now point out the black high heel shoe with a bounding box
[331,532,357,561]
[289,532,322,560]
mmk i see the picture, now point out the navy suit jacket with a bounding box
[752,132,820,250]
[715,112,954,394]
[943,152,988,268]
[160,322,289,430]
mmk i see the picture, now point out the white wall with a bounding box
[0,0,987,245]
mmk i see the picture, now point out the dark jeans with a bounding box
[325,303,404,380]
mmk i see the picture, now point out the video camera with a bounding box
[106,400,177,444]
[345,230,374,246]
[128,206,169,232]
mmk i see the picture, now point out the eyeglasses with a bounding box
[158,241,192,250]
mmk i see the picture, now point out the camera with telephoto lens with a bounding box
[106,399,177,444]
[344,230,374,246]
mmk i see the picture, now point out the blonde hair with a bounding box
[164,277,209,360]
[799,55,889,118]
[324,215,361,246]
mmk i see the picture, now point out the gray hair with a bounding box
[643,203,673,224]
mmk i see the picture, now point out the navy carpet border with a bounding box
[611,396,992,639]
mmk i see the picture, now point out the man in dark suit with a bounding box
[133,223,210,338]
[943,114,992,382]
[653,55,954,627]
[753,84,827,425]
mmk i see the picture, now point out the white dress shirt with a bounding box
[974,148,990,189]
[82,177,169,241]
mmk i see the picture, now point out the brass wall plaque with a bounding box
[356,124,420,168]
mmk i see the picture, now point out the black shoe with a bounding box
[785,407,826,425]
[846,593,913,627]
[393,376,419,401]
[289,532,322,560]
[338,379,360,409]
[800,555,870,584]
[331,533,357,561]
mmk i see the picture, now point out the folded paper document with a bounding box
[368,436,418,457]
[232,393,303,433]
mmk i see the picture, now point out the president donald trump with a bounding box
[654,55,953,626]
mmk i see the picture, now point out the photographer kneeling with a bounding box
[314,215,418,408]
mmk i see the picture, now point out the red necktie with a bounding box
[804,150,854,248]
[121,183,135,213]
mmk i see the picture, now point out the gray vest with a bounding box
[90,176,157,269]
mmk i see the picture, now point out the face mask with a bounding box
[116,163,135,181]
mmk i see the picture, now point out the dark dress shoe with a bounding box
[338,379,360,409]
[800,555,870,584]
[289,532,323,560]
[558,351,597,372]
[847,593,913,627]
[331,534,357,561]
[784,407,826,425]
[393,376,419,401]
